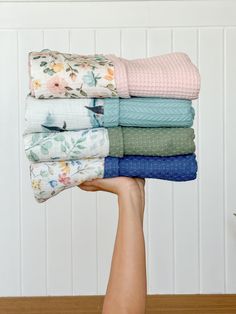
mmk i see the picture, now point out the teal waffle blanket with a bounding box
[24,96,194,133]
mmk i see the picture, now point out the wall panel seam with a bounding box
[223,27,227,293]
[16,29,23,297]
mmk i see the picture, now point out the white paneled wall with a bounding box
[0,0,236,296]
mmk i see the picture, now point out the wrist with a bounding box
[117,188,142,207]
[117,185,140,198]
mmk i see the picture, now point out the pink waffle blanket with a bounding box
[29,50,200,100]
[108,53,200,100]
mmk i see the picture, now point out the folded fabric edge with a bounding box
[103,98,120,127]
[107,127,124,157]
[106,54,130,98]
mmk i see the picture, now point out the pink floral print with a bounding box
[46,76,68,95]
[58,173,71,185]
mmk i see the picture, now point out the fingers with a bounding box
[78,179,109,192]
[77,177,146,195]
[77,183,99,192]
[135,178,145,187]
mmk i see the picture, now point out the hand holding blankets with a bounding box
[31,154,197,203]
[29,50,200,100]
[26,49,200,204]
[24,127,195,162]
[24,96,195,133]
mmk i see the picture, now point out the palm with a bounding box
[78,177,144,194]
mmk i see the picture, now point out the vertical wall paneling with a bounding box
[18,30,47,296]
[225,28,236,293]
[121,29,146,59]
[70,29,98,295]
[147,29,174,294]
[0,1,236,297]
[96,29,121,55]
[43,30,73,295]
[70,29,95,55]
[0,30,21,296]
[172,29,199,293]
[198,28,225,293]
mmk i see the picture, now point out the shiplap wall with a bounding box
[0,0,236,297]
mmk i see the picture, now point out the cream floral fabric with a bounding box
[29,49,118,99]
[31,158,105,202]
[24,128,109,162]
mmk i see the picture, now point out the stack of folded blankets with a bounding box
[23,49,200,203]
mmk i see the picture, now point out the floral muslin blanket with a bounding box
[29,50,200,100]
[31,154,197,203]
[29,50,118,99]
[24,95,194,134]
[24,128,109,162]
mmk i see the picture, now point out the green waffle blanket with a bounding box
[108,127,195,157]
[24,127,195,162]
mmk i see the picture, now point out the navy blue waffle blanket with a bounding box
[104,154,197,181]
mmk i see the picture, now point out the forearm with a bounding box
[118,189,144,223]
[114,191,147,292]
[103,190,147,313]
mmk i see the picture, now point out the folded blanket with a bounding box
[31,154,197,202]
[24,127,195,162]
[29,50,200,100]
[24,96,194,133]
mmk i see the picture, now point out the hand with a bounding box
[78,176,144,195]
[78,176,145,217]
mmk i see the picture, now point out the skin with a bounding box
[78,177,147,314]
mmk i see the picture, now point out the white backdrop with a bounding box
[0,0,236,297]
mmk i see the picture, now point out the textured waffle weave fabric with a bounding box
[29,50,200,100]
[104,154,197,181]
[31,154,197,202]
[24,96,194,133]
[108,53,200,99]
[24,127,195,162]
[107,127,195,157]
